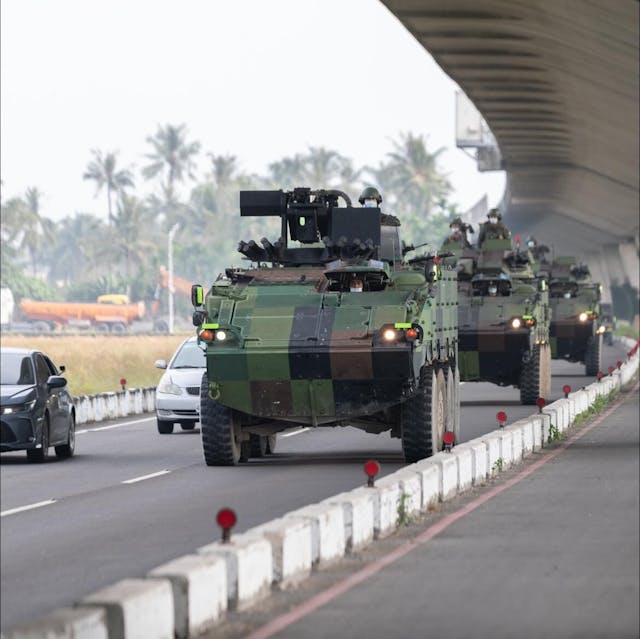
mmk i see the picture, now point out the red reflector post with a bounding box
[536,397,546,413]
[496,411,507,428]
[608,366,614,375]
[364,460,380,487]
[596,371,604,381]
[443,431,455,452]
[216,508,237,543]
[617,360,623,369]
[120,378,127,391]
[562,384,571,398]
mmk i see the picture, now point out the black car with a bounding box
[1,347,75,462]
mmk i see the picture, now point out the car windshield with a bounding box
[171,341,205,368]
[1,352,35,385]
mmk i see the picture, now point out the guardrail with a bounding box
[5,337,638,639]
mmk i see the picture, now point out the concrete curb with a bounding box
[6,337,638,638]
[73,388,156,425]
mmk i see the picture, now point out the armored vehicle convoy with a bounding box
[191,188,459,465]
[547,257,604,375]
[442,231,551,405]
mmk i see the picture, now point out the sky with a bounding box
[0,0,505,222]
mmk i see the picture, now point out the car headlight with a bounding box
[1,399,36,414]
[157,378,182,395]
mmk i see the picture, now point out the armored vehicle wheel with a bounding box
[443,363,461,444]
[157,419,174,434]
[401,365,446,463]
[200,374,243,466]
[520,343,551,405]
[584,334,602,376]
[249,434,268,457]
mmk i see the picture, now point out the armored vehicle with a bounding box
[547,257,604,375]
[442,232,551,405]
[191,188,459,465]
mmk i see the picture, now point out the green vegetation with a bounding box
[491,458,504,476]
[547,424,565,443]
[614,325,639,340]
[1,129,459,308]
[572,390,618,427]
[396,490,413,527]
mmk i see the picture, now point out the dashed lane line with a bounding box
[1,499,56,518]
[121,469,171,484]
[76,416,154,434]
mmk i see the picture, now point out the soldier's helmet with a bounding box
[487,207,501,221]
[449,216,464,228]
[526,236,537,249]
[359,187,382,206]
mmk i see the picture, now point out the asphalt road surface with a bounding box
[0,342,630,631]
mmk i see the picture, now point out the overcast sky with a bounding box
[1,0,505,222]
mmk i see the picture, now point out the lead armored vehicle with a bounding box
[191,188,459,465]
[442,231,551,405]
[547,257,604,375]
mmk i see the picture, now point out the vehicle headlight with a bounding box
[596,325,606,334]
[382,328,397,342]
[510,317,522,329]
[1,399,36,414]
[215,330,227,342]
[157,379,182,395]
[579,312,589,322]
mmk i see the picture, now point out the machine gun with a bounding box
[238,187,382,266]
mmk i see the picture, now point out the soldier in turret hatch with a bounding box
[358,187,400,227]
[447,217,473,248]
[477,208,511,246]
[526,236,550,263]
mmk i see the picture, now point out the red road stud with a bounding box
[443,431,455,452]
[216,508,237,543]
[536,397,546,413]
[120,378,127,391]
[562,384,571,398]
[496,411,507,428]
[364,460,381,487]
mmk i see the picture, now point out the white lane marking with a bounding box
[281,428,311,438]
[1,499,56,518]
[84,417,154,433]
[76,429,89,434]
[122,469,170,484]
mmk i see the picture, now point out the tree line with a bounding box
[1,124,460,306]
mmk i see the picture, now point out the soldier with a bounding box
[477,208,511,246]
[526,236,550,263]
[447,217,473,248]
[358,187,400,226]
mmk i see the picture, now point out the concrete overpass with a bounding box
[381,0,639,318]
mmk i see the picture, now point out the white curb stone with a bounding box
[248,517,313,587]
[324,487,376,551]
[79,578,173,639]
[530,415,544,451]
[505,423,524,462]
[419,452,458,501]
[450,445,473,491]
[368,479,401,538]
[377,469,422,520]
[496,429,514,467]
[512,419,535,455]
[285,503,346,565]
[482,432,502,474]
[460,438,489,485]
[2,607,108,639]
[148,554,227,639]
[198,534,272,610]
[405,460,440,511]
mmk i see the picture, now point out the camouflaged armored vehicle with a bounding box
[191,187,459,465]
[441,231,551,405]
[546,257,604,375]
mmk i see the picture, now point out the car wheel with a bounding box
[27,417,50,463]
[157,419,174,434]
[55,413,76,459]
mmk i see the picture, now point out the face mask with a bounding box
[488,216,498,224]
[527,241,535,249]
[451,226,460,233]
[488,285,498,295]
[364,199,378,208]
[350,281,363,292]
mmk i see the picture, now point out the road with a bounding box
[0,342,629,631]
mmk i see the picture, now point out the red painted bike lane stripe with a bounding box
[246,384,638,639]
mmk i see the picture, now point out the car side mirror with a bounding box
[154,359,167,370]
[47,375,67,389]
[191,284,204,307]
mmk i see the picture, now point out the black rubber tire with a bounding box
[27,417,49,463]
[200,373,243,466]
[157,419,174,434]
[180,423,196,431]
[110,322,127,334]
[55,413,75,459]
[401,365,446,463]
[32,321,51,333]
[604,333,614,347]
[519,343,551,405]
[249,434,268,457]
[585,334,602,376]
[95,323,110,333]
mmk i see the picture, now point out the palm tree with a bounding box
[142,124,201,222]
[83,150,134,224]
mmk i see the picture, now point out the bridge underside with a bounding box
[381,0,639,303]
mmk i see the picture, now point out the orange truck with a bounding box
[18,294,146,333]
